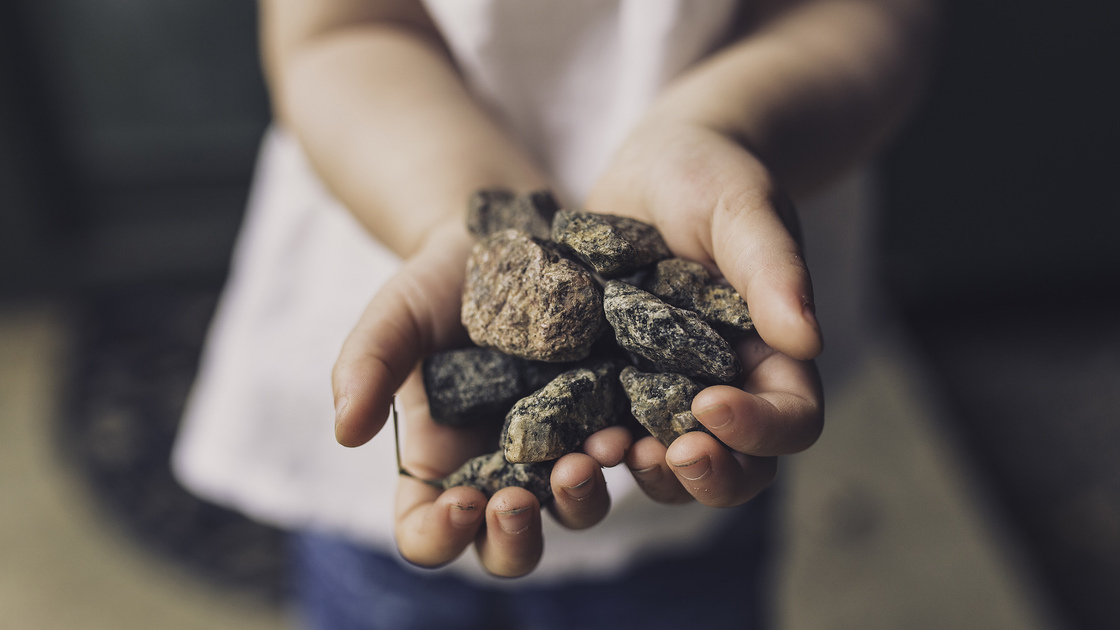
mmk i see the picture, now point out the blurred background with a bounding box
[1,0,1117,628]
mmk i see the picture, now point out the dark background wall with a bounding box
[1,0,1117,627]
[880,3,1120,628]
[882,0,1120,309]
[0,0,269,293]
[3,0,1117,301]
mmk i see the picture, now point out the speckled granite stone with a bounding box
[645,258,754,338]
[551,209,671,277]
[462,229,606,362]
[603,280,739,383]
[501,361,622,463]
[442,450,554,504]
[619,366,704,446]
[423,347,566,426]
[467,188,559,241]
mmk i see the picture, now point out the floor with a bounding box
[0,301,1061,629]
[0,303,291,630]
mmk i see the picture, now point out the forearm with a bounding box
[261,1,546,257]
[647,0,939,195]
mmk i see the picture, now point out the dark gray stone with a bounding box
[442,450,554,505]
[551,209,671,277]
[501,361,622,463]
[603,281,740,383]
[619,367,703,446]
[462,229,606,362]
[696,284,755,339]
[423,347,566,426]
[671,410,704,436]
[466,188,514,238]
[670,410,721,445]
[514,190,562,239]
[644,258,708,308]
[467,188,559,241]
[645,258,754,338]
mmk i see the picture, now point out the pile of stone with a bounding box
[422,189,754,503]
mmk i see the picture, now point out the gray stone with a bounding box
[619,367,703,446]
[442,450,554,505]
[501,361,622,463]
[671,411,723,447]
[644,258,708,307]
[466,188,514,237]
[462,229,606,362]
[645,258,754,338]
[603,281,740,383]
[696,284,755,339]
[671,410,715,440]
[551,209,671,277]
[467,188,559,241]
[423,347,566,426]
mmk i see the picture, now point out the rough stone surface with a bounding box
[551,209,671,277]
[467,188,560,241]
[646,258,754,338]
[466,188,514,237]
[671,410,713,439]
[462,229,606,362]
[619,367,703,446]
[603,281,740,383]
[670,411,720,445]
[442,450,554,505]
[423,347,566,426]
[644,258,708,307]
[501,361,622,463]
[696,284,755,338]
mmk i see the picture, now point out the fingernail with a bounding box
[695,403,732,430]
[497,507,533,535]
[629,465,662,482]
[449,503,481,529]
[334,396,349,427]
[671,456,711,481]
[561,477,594,501]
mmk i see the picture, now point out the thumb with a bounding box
[708,156,823,360]
[332,225,473,447]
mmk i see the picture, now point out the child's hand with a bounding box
[392,371,623,578]
[332,222,621,577]
[583,120,824,506]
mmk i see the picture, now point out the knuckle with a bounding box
[783,406,824,454]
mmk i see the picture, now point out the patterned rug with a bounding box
[58,284,288,605]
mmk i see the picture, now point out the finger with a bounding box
[548,452,610,530]
[332,226,473,447]
[476,487,543,578]
[624,436,693,505]
[692,339,824,457]
[394,374,517,570]
[665,431,778,507]
[399,371,496,478]
[580,425,632,468]
[395,479,487,568]
[706,152,823,361]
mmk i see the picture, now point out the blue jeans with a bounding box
[291,489,775,630]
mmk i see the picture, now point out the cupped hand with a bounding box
[585,121,825,507]
[331,221,620,577]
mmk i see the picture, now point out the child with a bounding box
[174,1,937,627]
